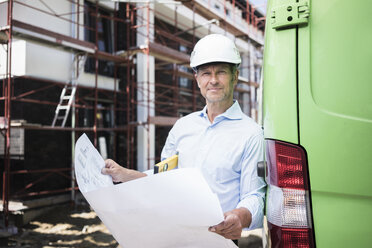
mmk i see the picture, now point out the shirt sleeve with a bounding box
[160,124,177,161]
[237,131,266,230]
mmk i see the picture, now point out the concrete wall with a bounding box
[0,39,71,81]
[0,0,117,90]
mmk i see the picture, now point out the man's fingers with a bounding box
[211,226,241,240]
[209,221,225,231]
[209,213,243,240]
[216,222,235,233]
[209,220,235,234]
[216,215,239,231]
[101,167,111,175]
[102,160,119,179]
[213,223,238,235]
[104,159,116,168]
[210,229,240,240]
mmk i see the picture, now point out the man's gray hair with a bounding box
[193,62,239,74]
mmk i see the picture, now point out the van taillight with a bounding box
[266,140,315,248]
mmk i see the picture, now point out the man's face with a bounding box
[195,63,238,105]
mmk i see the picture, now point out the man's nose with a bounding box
[209,73,218,84]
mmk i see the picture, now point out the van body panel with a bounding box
[310,192,372,247]
[264,0,372,246]
[263,0,298,144]
[297,0,372,246]
[301,0,372,121]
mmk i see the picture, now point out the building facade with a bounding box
[0,0,265,223]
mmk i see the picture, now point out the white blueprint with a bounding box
[75,134,237,248]
[74,133,113,193]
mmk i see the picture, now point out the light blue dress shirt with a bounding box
[161,101,266,230]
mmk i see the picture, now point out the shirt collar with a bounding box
[199,100,243,121]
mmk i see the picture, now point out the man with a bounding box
[102,34,266,242]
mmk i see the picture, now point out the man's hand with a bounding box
[208,208,252,240]
[101,159,146,183]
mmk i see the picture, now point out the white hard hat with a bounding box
[190,34,241,68]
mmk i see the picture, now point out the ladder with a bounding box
[52,85,77,127]
[52,53,87,127]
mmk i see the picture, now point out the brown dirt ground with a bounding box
[1,204,262,248]
[1,204,118,248]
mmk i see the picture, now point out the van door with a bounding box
[297,0,372,247]
[263,0,314,247]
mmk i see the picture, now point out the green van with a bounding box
[261,0,372,247]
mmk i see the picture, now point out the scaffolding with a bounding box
[0,0,265,228]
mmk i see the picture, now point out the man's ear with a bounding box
[194,73,201,88]
[233,70,239,85]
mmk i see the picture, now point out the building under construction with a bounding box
[0,0,265,227]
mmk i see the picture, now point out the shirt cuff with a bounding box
[143,169,154,176]
[237,194,265,230]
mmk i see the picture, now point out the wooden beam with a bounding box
[182,1,244,37]
[160,68,194,80]
[148,116,179,126]
[148,42,190,64]
[155,29,193,48]
[118,42,190,65]
[12,20,95,53]
[238,76,260,88]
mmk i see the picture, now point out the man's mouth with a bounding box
[208,88,221,92]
